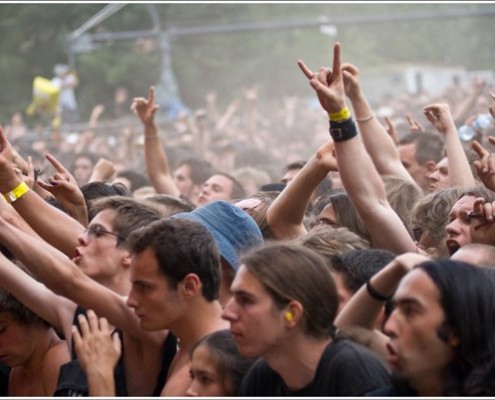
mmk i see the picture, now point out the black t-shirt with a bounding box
[238,338,391,396]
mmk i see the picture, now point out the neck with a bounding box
[98,270,131,296]
[412,375,445,396]
[171,299,229,350]
[265,335,332,392]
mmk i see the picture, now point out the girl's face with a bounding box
[186,345,231,397]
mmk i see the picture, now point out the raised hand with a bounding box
[468,197,495,243]
[131,86,159,127]
[89,158,116,182]
[471,138,495,191]
[37,153,88,225]
[384,116,399,145]
[423,103,456,135]
[315,139,338,171]
[406,113,425,134]
[38,153,78,190]
[297,42,346,114]
[341,62,362,101]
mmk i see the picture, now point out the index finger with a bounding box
[471,140,489,157]
[297,59,314,80]
[45,153,70,175]
[148,86,155,104]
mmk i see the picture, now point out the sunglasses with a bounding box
[84,224,126,243]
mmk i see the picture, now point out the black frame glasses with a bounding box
[84,224,126,243]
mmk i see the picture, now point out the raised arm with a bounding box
[298,43,417,254]
[266,140,337,239]
[342,63,416,185]
[0,125,84,256]
[0,218,165,346]
[335,252,429,329]
[131,86,181,197]
[424,103,476,188]
[0,250,76,341]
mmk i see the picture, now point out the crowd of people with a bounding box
[0,40,495,397]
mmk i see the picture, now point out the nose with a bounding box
[201,183,211,194]
[126,290,137,309]
[78,230,89,246]
[383,309,398,338]
[428,170,439,182]
[185,381,198,397]
[221,297,236,322]
[445,219,460,238]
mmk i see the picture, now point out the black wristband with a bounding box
[366,280,392,302]
[329,118,358,142]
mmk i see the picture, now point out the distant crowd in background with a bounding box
[0,40,495,397]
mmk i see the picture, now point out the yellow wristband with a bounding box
[3,181,30,204]
[328,106,351,122]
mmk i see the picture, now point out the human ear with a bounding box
[180,273,201,298]
[283,301,303,327]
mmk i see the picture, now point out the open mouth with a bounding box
[446,240,460,256]
[386,342,400,368]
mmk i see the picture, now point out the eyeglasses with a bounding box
[84,224,126,243]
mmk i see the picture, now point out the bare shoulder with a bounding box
[41,338,71,395]
[160,350,191,396]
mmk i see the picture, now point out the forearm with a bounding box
[444,128,476,187]
[335,258,405,329]
[266,153,329,239]
[4,183,83,256]
[143,123,180,196]
[350,93,415,183]
[0,251,73,335]
[0,220,79,294]
[64,201,89,227]
[335,134,417,253]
